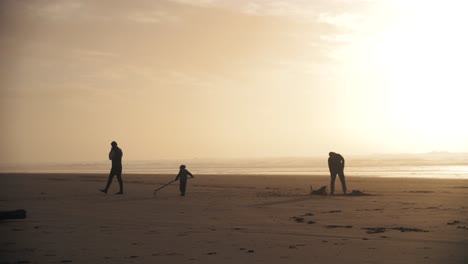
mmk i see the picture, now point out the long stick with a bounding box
[153,180,176,196]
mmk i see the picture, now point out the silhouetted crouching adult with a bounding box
[328,152,347,195]
[101,141,124,194]
[175,165,194,196]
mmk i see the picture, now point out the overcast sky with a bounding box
[1,0,467,164]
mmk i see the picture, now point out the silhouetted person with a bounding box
[100,141,123,194]
[328,152,347,195]
[174,164,194,196]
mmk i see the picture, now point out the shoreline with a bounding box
[3,172,468,180]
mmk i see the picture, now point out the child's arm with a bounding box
[187,170,194,178]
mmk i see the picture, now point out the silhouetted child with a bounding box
[174,164,194,196]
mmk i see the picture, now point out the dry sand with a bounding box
[1,173,468,263]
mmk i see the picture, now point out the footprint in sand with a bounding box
[166,252,182,256]
[289,244,306,249]
[322,210,342,213]
[291,216,305,223]
[405,190,434,193]
[356,208,384,212]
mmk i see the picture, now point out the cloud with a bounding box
[72,49,119,59]
[26,0,84,19]
[127,10,181,24]
[169,0,217,7]
[0,0,350,91]
[317,12,363,30]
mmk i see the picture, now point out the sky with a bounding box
[1,0,467,164]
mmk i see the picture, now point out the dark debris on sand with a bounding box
[393,227,428,233]
[325,225,353,229]
[362,227,428,234]
[362,227,386,234]
[292,213,316,224]
[347,190,373,196]
[310,185,328,195]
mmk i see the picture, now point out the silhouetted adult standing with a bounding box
[174,165,194,196]
[100,141,123,194]
[328,152,347,195]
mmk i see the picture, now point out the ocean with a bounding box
[2,159,468,179]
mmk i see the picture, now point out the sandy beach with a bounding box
[1,173,467,263]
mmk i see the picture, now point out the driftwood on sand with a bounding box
[0,210,27,220]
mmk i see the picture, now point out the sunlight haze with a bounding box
[1,0,467,164]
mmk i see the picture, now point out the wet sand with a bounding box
[1,173,468,263]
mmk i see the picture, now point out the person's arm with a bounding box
[187,170,194,178]
[339,155,345,169]
[109,149,114,160]
[175,171,181,181]
[328,158,332,172]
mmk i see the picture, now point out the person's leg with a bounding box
[338,170,347,194]
[101,169,115,193]
[180,180,187,196]
[115,167,123,194]
[330,172,337,194]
